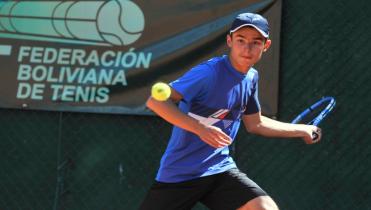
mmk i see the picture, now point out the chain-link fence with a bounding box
[0,111,172,210]
[1,0,371,209]
[235,0,371,209]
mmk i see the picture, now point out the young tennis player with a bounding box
[140,12,321,210]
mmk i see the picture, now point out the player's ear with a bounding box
[226,34,232,48]
[263,39,272,52]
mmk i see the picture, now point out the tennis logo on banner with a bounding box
[0,0,145,46]
[0,0,152,105]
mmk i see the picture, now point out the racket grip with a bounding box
[312,132,319,141]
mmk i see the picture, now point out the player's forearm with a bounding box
[249,116,307,138]
[146,97,202,135]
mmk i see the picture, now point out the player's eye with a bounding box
[237,39,245,44]
[253,40,263,46]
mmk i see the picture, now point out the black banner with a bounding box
[0,0,280,116]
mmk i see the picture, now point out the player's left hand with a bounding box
[302,125,322,144]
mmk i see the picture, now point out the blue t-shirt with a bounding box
[156,55,260,183]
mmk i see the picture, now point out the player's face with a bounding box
[227,27,271,73]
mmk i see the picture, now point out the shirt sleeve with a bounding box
[170,64,213,103]
[244,73,261,115]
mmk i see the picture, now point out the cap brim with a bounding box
[230,24,269,38]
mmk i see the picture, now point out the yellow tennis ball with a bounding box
[151,82,171,101]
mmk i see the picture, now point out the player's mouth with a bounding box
[240,55,253,60]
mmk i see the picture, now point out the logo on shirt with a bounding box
[188,109,233,129]
[241,105,247,113]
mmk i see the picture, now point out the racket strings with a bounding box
[292,97,336,126]
[298,103,327,125]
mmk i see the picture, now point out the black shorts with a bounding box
[139,168,268,210]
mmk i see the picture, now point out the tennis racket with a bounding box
[291,96,336,141]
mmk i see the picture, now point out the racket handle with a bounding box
[312,131,319,141]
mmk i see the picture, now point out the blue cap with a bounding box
[230,13,269,38]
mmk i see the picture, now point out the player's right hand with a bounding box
[196,124,232,148]
[302,125,322,144]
